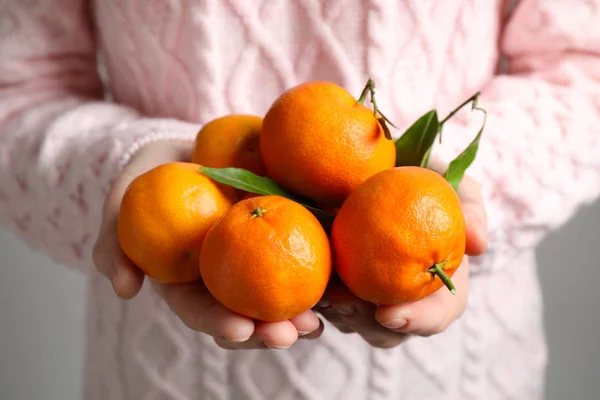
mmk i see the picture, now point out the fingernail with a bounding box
[221,335,250,343]
[264,343,290,350]
[297,330,311,336]
[228,337,250,343]
[379,318,409,332]
[333,304,356,316]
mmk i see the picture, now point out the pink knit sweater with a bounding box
[1,1,600,399]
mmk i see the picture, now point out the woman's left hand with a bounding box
[316,173,488,348]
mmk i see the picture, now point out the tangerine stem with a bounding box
[251,207,265,218]
[356,78,396,140]
[358,78,380,117]
[439,92,481,126]
[437,91,482,144]
[356,79,372,104]
[366,78,378,115]
[428,261,456,295]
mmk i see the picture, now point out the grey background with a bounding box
[1,200,600,400]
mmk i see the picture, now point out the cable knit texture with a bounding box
[1,0,599,399]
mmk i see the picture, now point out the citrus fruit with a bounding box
[260,81,396,206]
[199,195,332,322]
[331,166,466,304]
[118,162,237,284]
[240,192,261,200]
[191,114,266,176]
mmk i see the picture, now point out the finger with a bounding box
[92,219,144,299]
[328,283,407,349]
[376,260,470,337]
[289,309,321,336]
[152,280,255,342]
[213,311,321,350]
[112,252,145,299]
[426,158,488,256]
[214,320,300,350]
[457,176,488,256]
[334,300,408,349]
[92,232,116,281]
[254,320,299,349]
[299,318,324,340]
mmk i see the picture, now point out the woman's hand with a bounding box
[92,140,323,349]
[151,279,323,349]
[317,171,488,348]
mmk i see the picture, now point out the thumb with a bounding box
[425,157,488,256]
[457,176,488,256]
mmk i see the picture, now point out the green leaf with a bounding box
[421,146,433,168]
[443,107,487,191]
[201,166,291,197]
[200,167,335,224]
[394,110,439,167]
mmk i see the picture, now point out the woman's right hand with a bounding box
[151,280,323,349]
[92,140,323,349]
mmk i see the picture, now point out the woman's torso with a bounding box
[84,1,547,399]
[92,0,503,127]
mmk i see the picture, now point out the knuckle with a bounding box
[415,307,452,337]
[422,320,450,337]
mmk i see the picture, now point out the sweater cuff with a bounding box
[116,118,200,173]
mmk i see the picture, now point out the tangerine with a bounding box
[199,195,332,322]
[118,162,237,284]
[240,192,261,200]
[260,81,396,206]
[331,166,466,304]
[191,114,266,176]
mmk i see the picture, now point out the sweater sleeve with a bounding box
[0,1,199,272]
[438,0,600,275]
